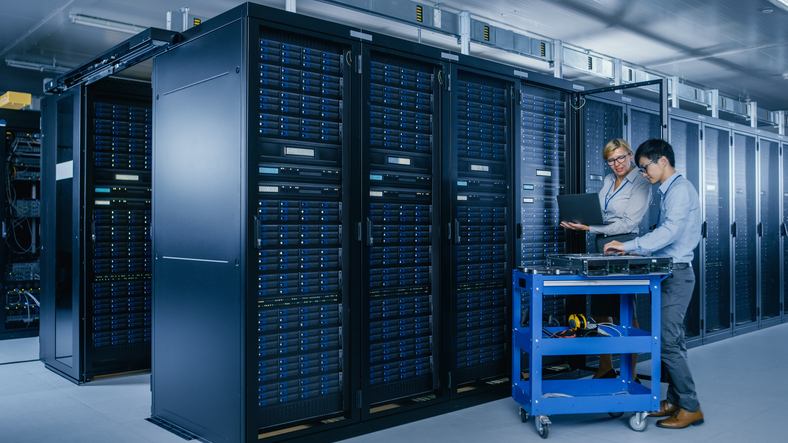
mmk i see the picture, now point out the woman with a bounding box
[560,138,651,379]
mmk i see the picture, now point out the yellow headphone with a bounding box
[568,314,587,330]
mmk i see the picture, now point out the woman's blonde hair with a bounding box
[602,138,632,161]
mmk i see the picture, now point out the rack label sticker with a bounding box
[457,195,468,201]
[56,160,73,181]
[285,147,315,157]
[259,186,279,193]
[523,184,535,190]
[115,174,139,181]
[388,156,411,166]
[523,198,534,203]
[259,167,279,174]
[536,169,552,177]
[706,184,716,191]
[95,200,111,205]
[470,164,489,172]
[370,190,383,197]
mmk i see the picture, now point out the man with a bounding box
[604,139,704,429]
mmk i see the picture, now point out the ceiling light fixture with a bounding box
[767,0,788,12]
[5,58,70,74]
[69,14,145,34]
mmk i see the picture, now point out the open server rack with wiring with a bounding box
[1,109,42,339]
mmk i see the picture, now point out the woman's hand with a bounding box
[560,221,590,231]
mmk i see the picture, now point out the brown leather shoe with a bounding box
[656,408,704,429]
[649,400,679,417]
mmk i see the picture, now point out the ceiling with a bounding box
[3,0,788,113]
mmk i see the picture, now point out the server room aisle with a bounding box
[0,323,786,443]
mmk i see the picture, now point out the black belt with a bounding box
[674,263,690,270]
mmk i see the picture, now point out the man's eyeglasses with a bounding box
[638,159,656,174]
[605,153,630,165]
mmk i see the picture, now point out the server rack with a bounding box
[359,44,444,416]
[149,4,577,442]
[783,141,788,320]
[445,65,514,394]
[758,137,781,324]
[1,109,42,340]
[667,114,701,338]
[732,131,758,331]
[151,9,358,442]
[40,79,152,383]
[701,125,732,337]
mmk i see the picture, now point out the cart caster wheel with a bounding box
[629,412,648,432]
[535,415,551,439]
[519,407,529,423]
[608,412,624,418]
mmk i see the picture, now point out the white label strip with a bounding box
[441,52,459,61]
[56,161,73,181]
[513,70,529,78]
[536,169,552,177]
[388,156,411,166]
[259,186,279,193]
[285,147,315,157]
[457,195,468,201]
[115,174,139,181]
[350,30,372,41]
[470,164,489,172]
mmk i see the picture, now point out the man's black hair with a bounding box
[635,139,675,168]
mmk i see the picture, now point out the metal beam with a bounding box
[44,28,180,93]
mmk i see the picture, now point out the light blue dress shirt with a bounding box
[588,167,652,236]
[621,173,701,264]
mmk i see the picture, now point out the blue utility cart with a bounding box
[511,270,665,438]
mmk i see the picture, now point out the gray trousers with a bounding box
[661,267,700,412]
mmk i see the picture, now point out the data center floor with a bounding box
[1,322,786,443]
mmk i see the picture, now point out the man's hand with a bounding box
[560,221,590,231]
[603,240,626,254]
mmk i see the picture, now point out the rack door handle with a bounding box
[366,217,373,246]
[454,219,461,244]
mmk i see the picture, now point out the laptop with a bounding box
[557,193,611,226]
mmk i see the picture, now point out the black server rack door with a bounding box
[702,126,731,334]
[83,81,152,379]
[360,48,442,412]
[669,117,702,338]
[733,133,757,326]
[448,68,512,392]
[253,24,353,433]
[152,19,245,443]
[40,90,82,380]
[629,109,662,235]
[759,139,781,320]
[582,99,623,252]
[518,84,567,269]
[784,142,788,318]
[627,108,662,333]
